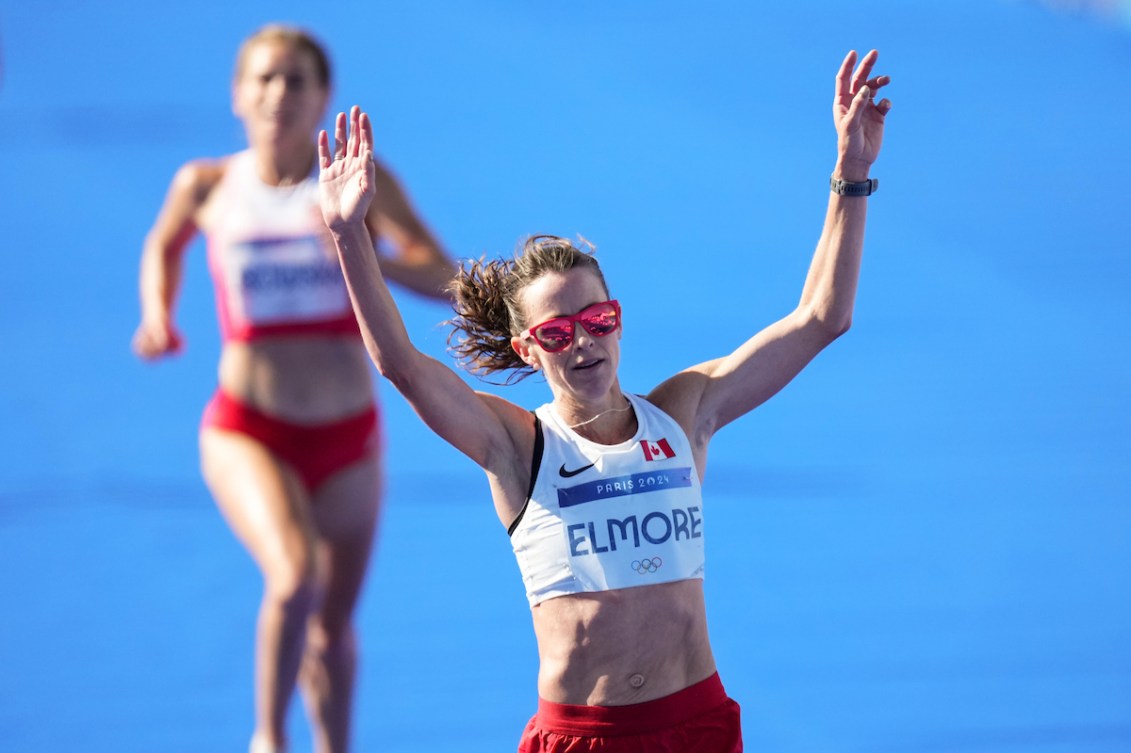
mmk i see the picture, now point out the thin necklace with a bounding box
[566,399,632,430]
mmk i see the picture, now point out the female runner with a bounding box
[132,24,455,753]
[318,50,890,752]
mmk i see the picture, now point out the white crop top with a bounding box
[205,150,359,342]
[509,392,706,607]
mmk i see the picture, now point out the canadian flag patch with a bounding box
[640,438,675,461]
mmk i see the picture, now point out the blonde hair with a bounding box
[234,24,331,87]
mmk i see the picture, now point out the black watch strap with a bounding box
[830,176,878,196]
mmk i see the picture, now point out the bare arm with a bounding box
[132,160,220,359]
[320,107,531,501]
[651,50,892,455]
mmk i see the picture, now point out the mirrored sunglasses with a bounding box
[522,299,621,353]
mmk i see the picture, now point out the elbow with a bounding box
[371,351,408,387]
[806,305,853,344]
[375,360,417,397]
[369,343,420,394]
[360,333,399,385]
[826,313,853,339]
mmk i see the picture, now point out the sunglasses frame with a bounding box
[520,299,622,353]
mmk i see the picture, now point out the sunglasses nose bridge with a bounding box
[572,320,603,349]
[548,320,583,352]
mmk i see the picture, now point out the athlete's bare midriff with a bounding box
[217,336,374,423]
[531,579,716,706]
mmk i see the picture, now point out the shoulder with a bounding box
[627,391,686,437]
[645,363,722,447]
[645,364,715,421]
[170,156,230,207]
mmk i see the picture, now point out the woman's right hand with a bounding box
[318,106,377,232]
[132,315,183,360]
[832,49,892,181]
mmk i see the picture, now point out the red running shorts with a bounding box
[518,672,742,753]
[201,389,379,492]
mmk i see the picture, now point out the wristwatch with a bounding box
[830,176,878,196]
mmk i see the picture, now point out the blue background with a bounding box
[1,1,1129,751]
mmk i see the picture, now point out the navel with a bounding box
[628,673,646,689]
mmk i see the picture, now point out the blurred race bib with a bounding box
[224,236,350,325]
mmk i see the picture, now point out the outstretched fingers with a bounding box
[335,110,348,160]
[359,111,374,158]
[850,49,879,95]
[318,128,331,169]
[837,50,889,104]
[320,108,376,169]
[835,50,858,103]
[317,107,378,227]
[836,49,892,126]
[341,106,375,162]
[345,105,358,158]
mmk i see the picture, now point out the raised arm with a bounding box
[319,107,532,498]
[131,161,218,360]
[652,50,892,456]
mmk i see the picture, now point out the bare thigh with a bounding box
[200,428,318,586]
[307,454,383,631]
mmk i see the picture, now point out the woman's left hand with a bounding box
[832,49,892,181]
[318,106,376,231]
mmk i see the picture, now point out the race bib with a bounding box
[223,236,349,325]
[556,467,705,591]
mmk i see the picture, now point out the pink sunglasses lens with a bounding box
[534,321,574,351]
[579,305,618,335]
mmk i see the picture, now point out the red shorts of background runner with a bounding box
[201,389,379,492]
[517,672,742,752]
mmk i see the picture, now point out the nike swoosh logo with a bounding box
[559,462,596,478]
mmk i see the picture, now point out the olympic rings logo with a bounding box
[631,557,663,575]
